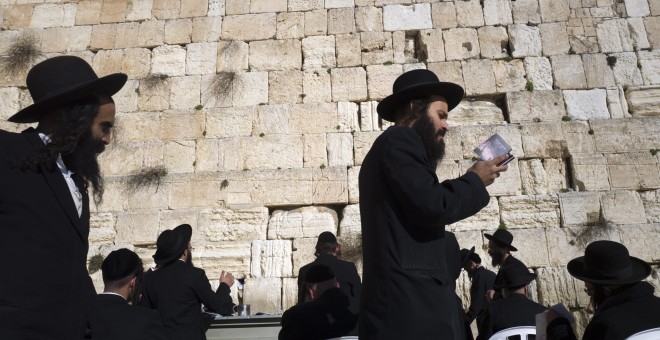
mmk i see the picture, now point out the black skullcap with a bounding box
[317,231,337,244]
[102,248,141,282]
[304,264,336,283]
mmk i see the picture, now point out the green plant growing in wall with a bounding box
[320,164,326,169]
[125,165,168,194]
[606,55,617,67]
[195,104,203,110]
[651,149,659,156]
[562,115,572,122]
[0,34,42,78]
[498,222,507,230]
[88,253,105,274]
[220,179,229,190]
[525,80,534,91]
[208,71,241,100]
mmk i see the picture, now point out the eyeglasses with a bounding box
[583,287,594,294]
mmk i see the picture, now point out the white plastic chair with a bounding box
[488,326,536,340]
[325,337,358,340]
[625,327,660,340]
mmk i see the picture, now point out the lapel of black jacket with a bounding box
[23,128,88,243]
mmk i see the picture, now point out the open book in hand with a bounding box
[473,133,515,166]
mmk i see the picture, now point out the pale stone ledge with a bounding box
[591,117,660,153]
[383,4,432,31]
[251,240,293,278]
[500,194,560,229]
[267,206,338,240]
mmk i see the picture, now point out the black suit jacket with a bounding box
[280,288,358,340]
[297,254,362,312]
[358,126,490,339]
[87,294,165,340]
[478,293,547,339]
[493,255,527,300]
[140,261,234,340]
[467,266,496,324]
[0,128,95,339]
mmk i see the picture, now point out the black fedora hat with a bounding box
[494,261,536,289]
[377,69,464,122]
[485,229,517,252]
[460,247,476,266]
[567,240,651,285]
[153,224,193,266]
[9,56,127,123]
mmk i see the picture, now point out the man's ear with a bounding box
[129,276,137,289]
[307,287,315,300]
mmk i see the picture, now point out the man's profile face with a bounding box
[409,95,449,164]
[90,100,116,152]
[487,240,506,267]
[425,95,450,141]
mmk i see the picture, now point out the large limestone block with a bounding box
[551,55,587,89]
[252,103,339,135]
[507,90,565,123]
[336,34,361,68]
[347,166,360,204]
[302,36,336,69]
[186,42,217,75]
[90,24,117,51]
[242,135,303,170]
[625,0,651,17]
[540,22,570,56]
[304,10,328,36]
[506,228,551,267]
[520,122,567,158]
[478,26,509,59]
[508,24,542,58]
[357,101,380,132]
[606,86,630,119]
[462,59,496,95]
[418,29,446,63]
[455,0,484,28]
[427,61,464,90]
[327,133,354,167]
[115,23,140,49]
[590,117,660,153]
[444,28,480,61]
[328,8,356,35]
[137,20,166,48]
[628,18,652,51]
[76,1,102,26]
[2,4,34,29]
[249,39,302,71]
[362,32,394,65]
[512,0,541,24]
[164,140,196,174]
[276,12,304,40]
[626,85,660,116]
[222,13,277,41]
[596,19,635,53]
[356,6,383,32]
[123,176,171,211]
[114,211,161,244]
[610,52,643,87]
[431,2,457,29]
[30,3,74,28]
[337,101,360,132]
[289,0,324,11]
[483,0,513,26]
[191,17,222,42]
[92,49,123,78]
[493,59,527,93]
[645,17,660,49]
[536,266,584,308]
[639,51,660,85]
[353,131,381,165]
[0,88,20,119]
[251,240,293,278]
[250,0,287,13]
[559,192,603,226]
[455,124,524,160]
[601,190,648,224]
[269,70,303,104]
[500,195,561,229]
[168,76,202,110]
[547,225,621,270]
[126,0,153,21]
[607,152,660,190]
[98,141,147,176]
[113,80,139,113]
[195,139,222,172]
[640,190,660,223]
[570,153,610,191]
[231,71,269,107]
[523,57,553,91]
[538,0,570,22]
[563,89,609,120]
[519,159,568,195]
[152,45,187,77]
[217,40,249,72]
[450,199,500,232]
[268,206,338,240]
[449,101,505,126]
[244,277,282,314]
[366,64,402,101]
[339,204,361,236]
[199,206,269,242]
[226,0,249,15]
[383,4,432,31]
[152,0,181,20]
[620,223,660,263]
[292,237,318,275]
[582,54,616,88]
[197,242,253,279]
[89,213,116,245]
[164,19,192,45]
[168,174,233,209]
[282,278,298,311]
[303,69,332,103]
[206,106,254,138]
[331,67,368,101]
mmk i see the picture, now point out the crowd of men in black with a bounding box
[1,56,659,340]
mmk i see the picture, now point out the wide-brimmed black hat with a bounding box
[460,247,476,266]
[153,224,193,266]
[102,248,142,282]
[8,55,127,123]
[567,240,651,285]
[376,69,464,122]
[495,261,536,289]
[485,229,518,252]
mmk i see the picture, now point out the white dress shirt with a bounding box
[39,133,83,217]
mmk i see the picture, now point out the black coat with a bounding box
[140,261,234,340]
[279,288,358,340]
[0,128,95,339]
[467,266,496,325]
[297,253,362,314]
[477,293,547,340]
[87,294,165,340]
[358,126,490,339]
[493,255,526,300]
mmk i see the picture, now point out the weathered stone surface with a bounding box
[199,206,269,243]
[638,51,660,85]
[269,70,303,104]
[205,106,254,139]
[302,69,332,103]
[89,213,116,245]
[357,101,378,132]
[606,86,630,119]
[366,64,401,101]
[303,133,327,168]
[383,4,432,31]
[302,36,336,69]
[607,152,660,190]
[462,59,496,95]
[328,8,355,35]
[76,1,102,26]
[520,122,568,158]
[268,206,337,240]
[221,13,276,41]
[591,117,660,153]
[523,57,553,90]
[90,24,117,51]
[335,34,361,68]
[512,0,541,24]
[519,158,568,195]
[217,40,249,72]
[620,223,660,263]
[168,76,201,110]
[582,54,616,88]
[0,88,21,119]
[355,6,383,32]
[626,85,660,116]
[500,194,561,229]
[493,59,527,93]
[347,166,360,204]
[164,19,192,45]
[127,0,153,21]
[539,22,570,56]
[339,204,361,236]
[353,131,381,166]
[625,0,650,17]
[564,89,609,120]
[559,191,603,226]
[508,24,542,58]
[601,190,648,224]
[276,12,304,40]
[164,140,196,174]
[30,3,75,28]
[507,228,551,267]
[304,10,328,36]
[455,0,484,28]
[244,277,282,314]
[251,240,292,277]
[628,18,652,50]
[192,16,222,42]
[137,20,166,48]
[417,29,446,62]
[609,52,644,87]
[640,190,660,223]
[241,135,303,170]
[249,39,301,71]
[289,0,324,11]
[292,237,317,275]
[360,32,393,65]
[507,90,565,123]
[431,2,457,29]
[477,26,508,60]
[114,211,161,244]
[450,101,505,126]
[444,28,480,61]
[427,62,464,90]
[483,0,513,26]
[282,277,298,310]
[250,0,287,13]
[546,225,621,270]
[551,55,587,89]
[645,17,660,49]
[536,266,583,308]
[538,0,570,22]
[151,45,187,77]
[596,19,635,53]
[331,67,368,102]
[197,242,253,280]
[152,0,181,20]
[571,153,610,191]
[327,133,354,167]
[327,0,355,8]
[450,199,500,231]
[226,0,250,15]
[455,124,524,160]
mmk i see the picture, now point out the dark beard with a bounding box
[411,113,445,167]
[592,285,607,310]
[490,246,506,267]
[185,252,194,267]
[466,267,476,279]
[62,132,105,205]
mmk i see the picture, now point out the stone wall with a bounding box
[1,0,659,333]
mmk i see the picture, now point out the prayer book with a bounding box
[473,133,515,166]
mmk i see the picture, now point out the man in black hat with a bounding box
[477,261,546,340]
[86,249,165,340]
[280,264,358,340]
[358,69,509,339]
[546,240,660,340]
[140,224,236,340]
[0,56,127,339]
[485,228,528,302]
[296,231,361,328]
[461,248,496,334]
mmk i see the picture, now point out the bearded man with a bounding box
[0,56,126,339]
[358,69,509,339]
